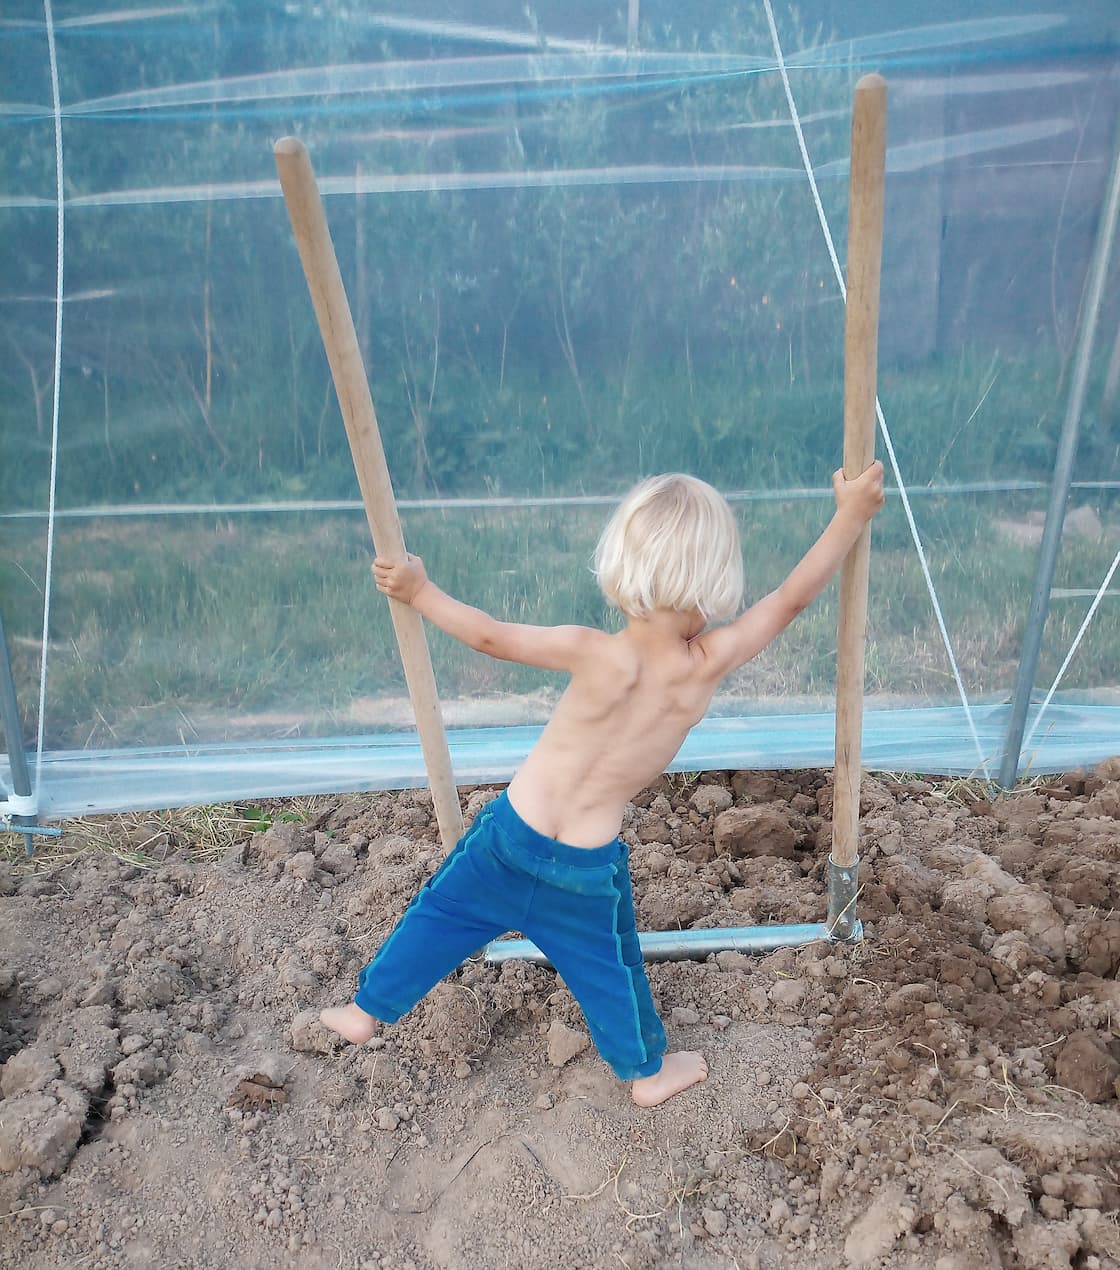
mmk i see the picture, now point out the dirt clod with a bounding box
[3,765,1120,1268]
[546,1019,589,1067]
[1055,1032,1120,1103]
[228,1074,289,1111]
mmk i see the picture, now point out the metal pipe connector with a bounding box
[826,854,862,942]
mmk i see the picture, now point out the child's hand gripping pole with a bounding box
[830,75,887,939]
[273,137,464,850]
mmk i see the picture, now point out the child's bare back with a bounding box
[507,610,719,847]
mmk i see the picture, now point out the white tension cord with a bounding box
[1023,542,1120,753]
[35,0,66,799]
[762,0,991,779]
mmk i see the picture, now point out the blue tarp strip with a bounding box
[5,702,1117,819]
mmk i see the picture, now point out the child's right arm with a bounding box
[694,460,885,677]
[372,554,603,673]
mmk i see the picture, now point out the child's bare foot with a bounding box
[319,1003,377,1045]
[631,1051,708,1107]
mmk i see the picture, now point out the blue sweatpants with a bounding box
[353,790,667,1080]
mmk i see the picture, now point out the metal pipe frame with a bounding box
[999,106,1120,787]
[484,919,864,967]
[0,609,36,854]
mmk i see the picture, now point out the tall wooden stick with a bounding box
[274,137,464,850]
[832,75,887,877]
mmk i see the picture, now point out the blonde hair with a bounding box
[593,474,744,621]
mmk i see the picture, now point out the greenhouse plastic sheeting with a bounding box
[21,704,1120,820]
[2,2,1119,821]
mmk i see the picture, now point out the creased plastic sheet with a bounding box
[6,702,1117,819]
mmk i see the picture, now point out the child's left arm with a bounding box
[372,554,602,672]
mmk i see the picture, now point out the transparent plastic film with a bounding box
[2,3,1118,814]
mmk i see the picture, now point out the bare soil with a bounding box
[2,761,1119,1269]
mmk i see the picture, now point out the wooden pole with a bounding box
[273,137,464,850]
[832,74,887,874]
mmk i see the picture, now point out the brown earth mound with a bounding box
[2,761,1119,1268]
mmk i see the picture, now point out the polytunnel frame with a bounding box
[0,0,66,858]
[267,55,884,968]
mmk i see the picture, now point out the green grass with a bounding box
[2,351,1118,750]
[3,483,1119,752]
[4,347,1112,511]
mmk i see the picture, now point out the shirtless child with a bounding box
[321,461,885,1106]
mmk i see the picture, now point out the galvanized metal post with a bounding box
[486,923,841,966]
[0,610,35,854]
[999,109,1120,787]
